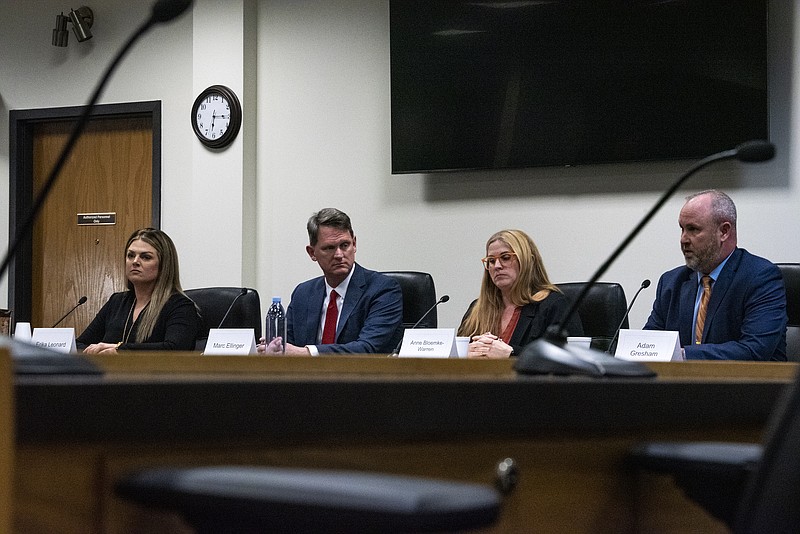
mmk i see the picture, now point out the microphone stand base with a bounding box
[514,337,656,378]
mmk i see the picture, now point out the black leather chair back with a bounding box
[734,365,800,532]
[556,282,628,352]
[115,466,501,533]
[184,287,262,350]
[776,263,800,362]
[627,365,800,532]
[382,271,438,329]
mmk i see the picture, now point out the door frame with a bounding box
[8,100,161,322]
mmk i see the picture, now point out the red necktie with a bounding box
[321,290,339,344]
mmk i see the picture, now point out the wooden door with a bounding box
[30,117,153,333]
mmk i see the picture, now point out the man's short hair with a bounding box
[307,208,354,245]
[686,189,737,229]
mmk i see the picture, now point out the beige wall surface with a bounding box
[1,0,798,331]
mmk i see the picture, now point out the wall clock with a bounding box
[191,85,242,149]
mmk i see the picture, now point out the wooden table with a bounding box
[9,352,798,533]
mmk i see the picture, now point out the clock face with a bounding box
[195,93,232,141]
[191,85,242,149]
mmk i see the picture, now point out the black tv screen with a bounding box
[390,1,769,174]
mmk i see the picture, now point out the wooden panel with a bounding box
[85,353,521,377]
[645,360,799,380]
[13,357,795,533]
[0,349,12,534]
[31,117,152,332]
[17,433,749,534]
[83,353,799,380]
[14,447,104,534]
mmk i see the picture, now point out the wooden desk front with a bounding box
[11,354,798,533]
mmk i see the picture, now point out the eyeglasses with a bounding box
[481,252,518,270]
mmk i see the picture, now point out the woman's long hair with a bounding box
[124,228,185,343]
[458,229,559,338]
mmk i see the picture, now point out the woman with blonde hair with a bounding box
[458,229,582,358]
[77,228,199,353]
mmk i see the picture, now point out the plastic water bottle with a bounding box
[266,297,286,353]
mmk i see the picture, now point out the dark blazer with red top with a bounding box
[460,291,584,356]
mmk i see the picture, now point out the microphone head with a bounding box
[151,0,193,23]
[641,279,651,289]
[735,140,775,163]
[78,296,88,305]
[440,295,450,303]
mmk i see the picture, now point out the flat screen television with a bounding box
[390,1,769,174]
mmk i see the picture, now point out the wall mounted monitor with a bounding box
[390,0,768,173]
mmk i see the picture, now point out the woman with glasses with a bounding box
[458,229,583,358]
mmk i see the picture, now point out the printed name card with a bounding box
[615,329,682,362]
[397,328,458,358]
[31,328,77,354]
[203,328,257,355]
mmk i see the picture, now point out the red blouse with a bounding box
[500,306,522,343]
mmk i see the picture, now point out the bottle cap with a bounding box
[272,296,281,302]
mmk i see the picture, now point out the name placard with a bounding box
[615,329,682,361]
[397,328,458,358]
[32,328,77,354]
[203,328,257,355]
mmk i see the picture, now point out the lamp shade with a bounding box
[51,13,69,47]
[69,6,93,42]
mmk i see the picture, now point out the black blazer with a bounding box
[460,291,584,356]
[77,291,200,351]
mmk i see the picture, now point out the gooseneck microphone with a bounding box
[389,295,450,357]
[217,288,248,329]
[0,0,194,285]
[51,296,88,328]
[516,140,775,377]
[410,295,449,330]
[605,279,650,354]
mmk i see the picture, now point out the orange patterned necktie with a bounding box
[694,276,712,344]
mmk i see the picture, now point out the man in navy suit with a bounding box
[644,190,787,361]
[259,208,403,355]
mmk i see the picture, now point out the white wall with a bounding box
[0,0,196,303]
[2,0,798,332]
[255,0,799,330]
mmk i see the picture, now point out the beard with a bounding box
[684,239,722,273]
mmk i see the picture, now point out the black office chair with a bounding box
[115,466,501,533]
[627,366,800,533]
[556,282,628,352]
[382,271,438,329]
[184,287,262,351]
[776,263,800,362]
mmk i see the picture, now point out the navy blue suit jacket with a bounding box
[644,248,787,361]
[286,263,403,354]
